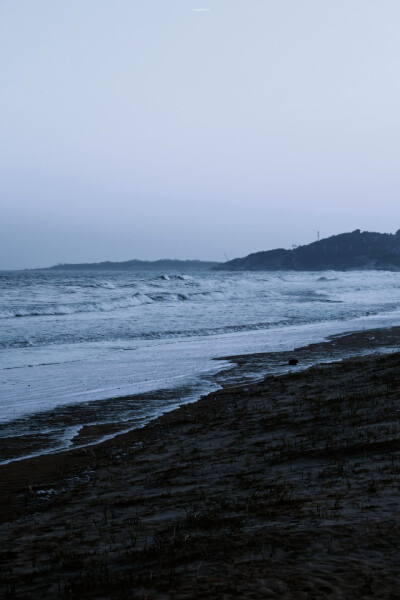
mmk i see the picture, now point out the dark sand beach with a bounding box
[1,328,400,599]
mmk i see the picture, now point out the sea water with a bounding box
[1,269,400,461]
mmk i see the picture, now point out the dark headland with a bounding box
[215,229,400,271]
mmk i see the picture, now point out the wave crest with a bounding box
[0,289,233,319]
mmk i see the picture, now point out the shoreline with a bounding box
[1,328,400,597]
[2,325,400,466]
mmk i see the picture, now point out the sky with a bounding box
[1,0,400,269]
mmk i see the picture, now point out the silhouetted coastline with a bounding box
[215,229,400,271]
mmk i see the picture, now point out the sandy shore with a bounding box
[1,328,400,598]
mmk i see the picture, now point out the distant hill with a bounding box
[214,230,400,271]
[47,259,220,271]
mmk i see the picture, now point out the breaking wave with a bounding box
[0,289,238,319]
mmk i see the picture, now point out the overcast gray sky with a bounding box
[1,1,400,269]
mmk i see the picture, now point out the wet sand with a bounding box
[1,328,400,598]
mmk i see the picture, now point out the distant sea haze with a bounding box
[47,259,219,271]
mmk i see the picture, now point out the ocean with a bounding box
[1,268,400,462]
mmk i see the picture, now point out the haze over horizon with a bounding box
[1,1,400,269]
